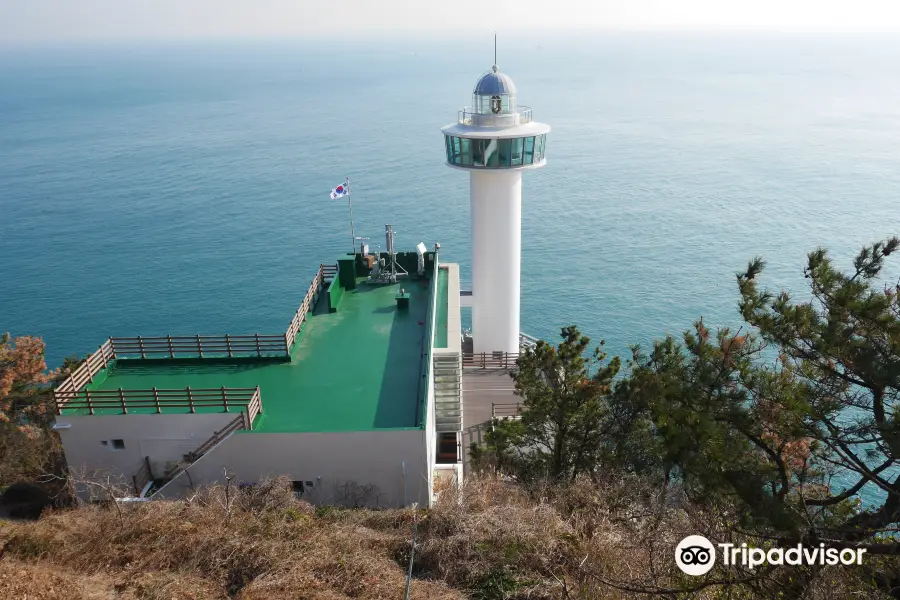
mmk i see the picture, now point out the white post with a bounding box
[346,177,356,255]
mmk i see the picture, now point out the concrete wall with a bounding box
[424,346,436,506]
[442,264,462,355]
[55,413,239,482]
[156,429,429,508]
[327,277,344,313]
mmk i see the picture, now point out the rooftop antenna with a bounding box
[366,225,408,284]
[494,32,497,66]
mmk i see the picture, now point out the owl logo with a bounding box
[675,535,716,576]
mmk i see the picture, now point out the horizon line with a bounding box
[3,26,900,48]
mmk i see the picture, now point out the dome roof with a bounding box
[473,65,517,96]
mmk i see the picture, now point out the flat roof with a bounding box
[76,279,431,433]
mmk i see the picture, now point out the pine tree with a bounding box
[482,326,621,482]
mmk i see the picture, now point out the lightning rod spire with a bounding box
[494,32,497,66]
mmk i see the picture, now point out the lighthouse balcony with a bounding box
[457,106,532,127]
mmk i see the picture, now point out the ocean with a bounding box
[1,33,899,500]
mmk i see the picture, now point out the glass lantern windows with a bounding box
[444,134,547,168]
[524,137,534,164]
[511,138,524,166]
[486,139,500,167]
[460,138,473,166]
[497,139,511,166]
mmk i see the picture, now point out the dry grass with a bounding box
[0,475,889,599]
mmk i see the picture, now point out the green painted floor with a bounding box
[435,267,449,348]
[74,279,432,432]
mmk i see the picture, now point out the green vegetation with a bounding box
[477,237,900,596]
[0,334,76,488]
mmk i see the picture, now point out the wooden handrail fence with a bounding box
[109,334,286,359]
[54,386,262,417]
[462,352,520,369]
[55,339,114,398]
[492,402,522,419]
[284,264,333,352]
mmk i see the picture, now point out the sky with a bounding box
[2,0,900,44]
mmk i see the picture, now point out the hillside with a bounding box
[0,476,885,600]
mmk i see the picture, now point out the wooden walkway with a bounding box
[462,369,517,428]
[461,367,518,472]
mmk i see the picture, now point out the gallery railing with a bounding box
[109,334,287,359]
[285,263,333,352]
[462,352,520,369]
[55,339,114,398]
[491,402,522,419]
[54,386,263,423]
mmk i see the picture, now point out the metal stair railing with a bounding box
[433,353,462,432]
[159,387,262,483]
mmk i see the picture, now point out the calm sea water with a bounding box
[2,34,899,499]
[3,32,899,360]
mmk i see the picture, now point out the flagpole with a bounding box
[346,177,356,255]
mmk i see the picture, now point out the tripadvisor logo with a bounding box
[675,535,867,576]
[676,535,717,576]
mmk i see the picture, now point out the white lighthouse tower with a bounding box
[441,55,550,354]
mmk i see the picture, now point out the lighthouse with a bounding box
[441,58,550,354]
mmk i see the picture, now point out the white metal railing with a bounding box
[457,106,532,127]
[519,332,539,350]
[418,249,441,427]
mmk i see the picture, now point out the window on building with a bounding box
[459,138,472,166]
[524,137,535,165]
[444,136,452,163]
[305,480,314,489]
[100,440,108,446]
[498,139,511,166]
[111,439,125,450]
[511,138,524,166]
[472,138,485,166]
[485,139,499,167]
[292,481,305,495]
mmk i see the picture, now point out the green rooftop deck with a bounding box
[69,279,432,432]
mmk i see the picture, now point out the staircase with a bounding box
[160,412,247,483]
[322,264,338,283]
[433,353,462,432]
